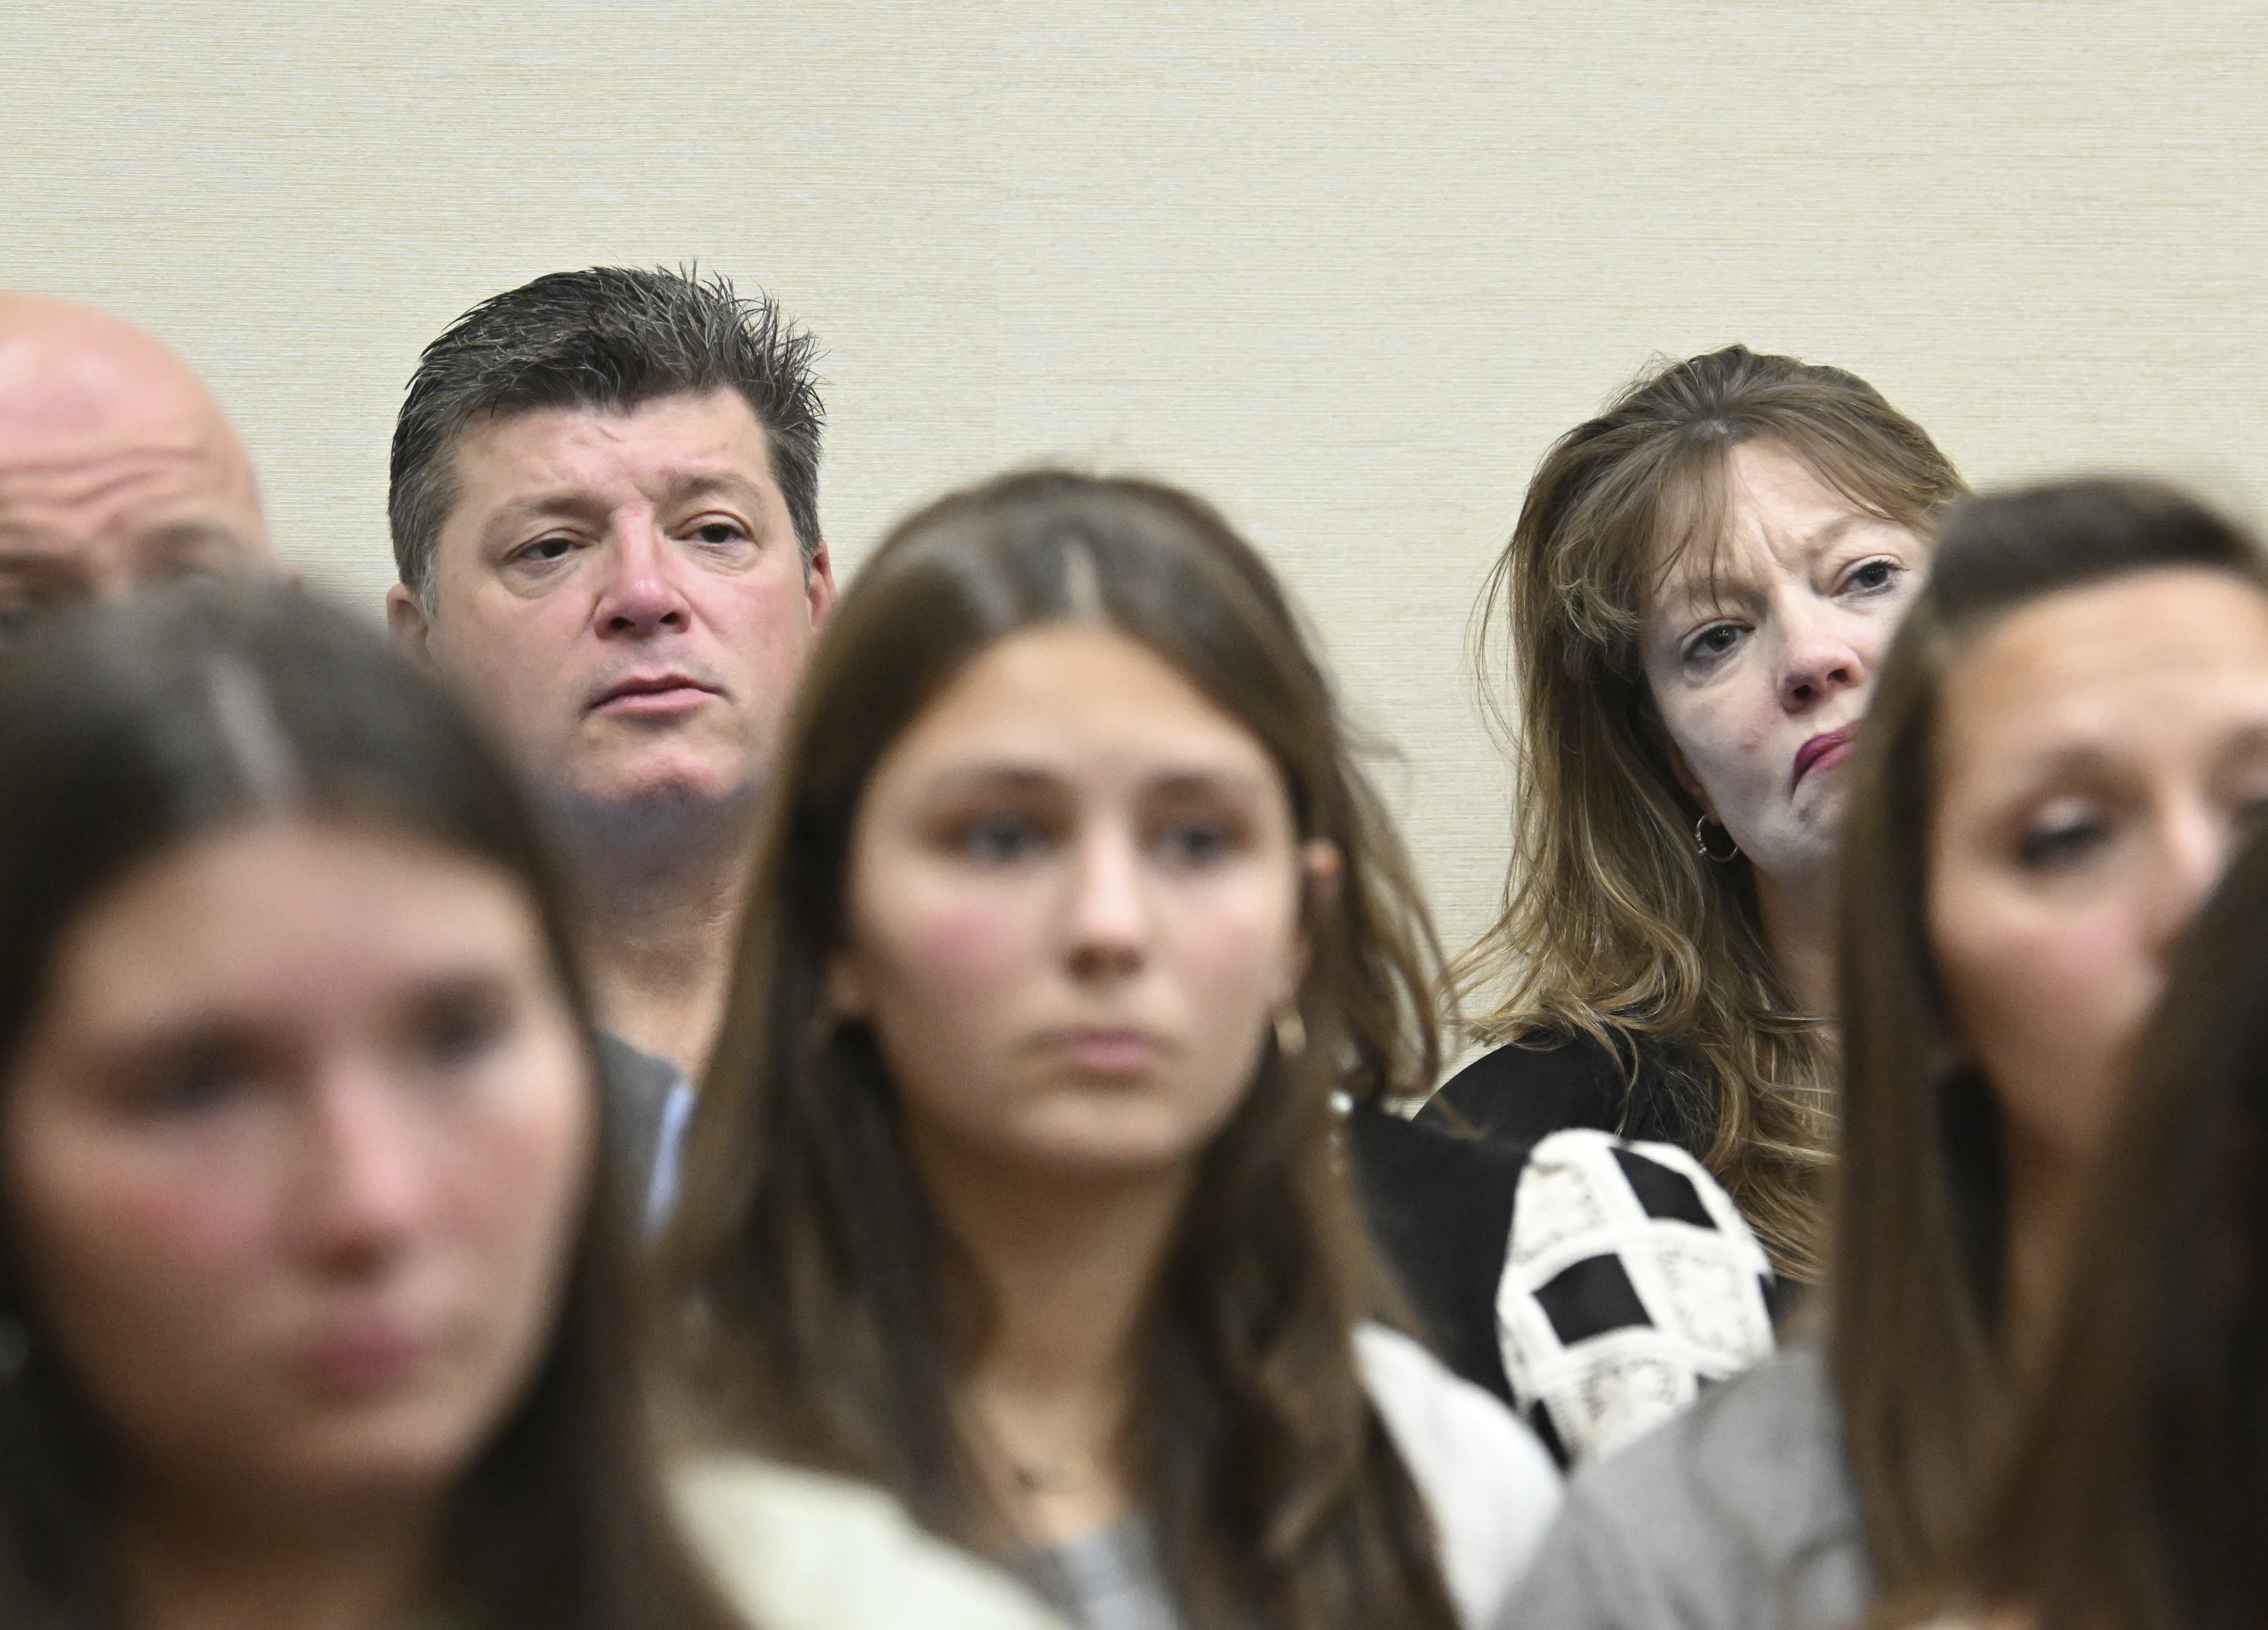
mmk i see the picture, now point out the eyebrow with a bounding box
[1986,722,2268,791]
[1989,741,2121,786]
[1655,513,1880,617]
[0,551,85,585]
[0,519,252,563]
[483,491,613,532]
[484,470,770,531]
[922,765,1059,798]
[1144,768,1274,801]
[665,471,768,508]
[1806,514,1866,551]
[137,519,258,560]
[917,763,1275,800]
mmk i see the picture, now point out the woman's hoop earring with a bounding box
[1693,814,1741,864]
[1272,1006,1308,1057]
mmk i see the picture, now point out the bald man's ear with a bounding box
[385,584,432,664]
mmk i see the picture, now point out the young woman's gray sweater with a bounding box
[1491,1345,1872,1630]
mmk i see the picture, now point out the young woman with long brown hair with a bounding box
[1428,345,1966,1285]
[1498,477,2268,1630]
[0,581,1055,1630]
[657,470,1561,1630]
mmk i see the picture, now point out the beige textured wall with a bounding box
[6,1,2266,957]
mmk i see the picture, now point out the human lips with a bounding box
[1045,1027,1168,1075]
[1791,722,1861,788]
[589,672,720,716]
[300,1318,432,1397]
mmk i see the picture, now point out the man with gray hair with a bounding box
[0,291,275,635]
[386,268,835,1210]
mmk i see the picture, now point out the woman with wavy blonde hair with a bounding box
[1428,345,1965,1284]
[1503,477,2268,1630]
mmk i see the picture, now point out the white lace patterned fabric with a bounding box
[1496,1130,1777,1465]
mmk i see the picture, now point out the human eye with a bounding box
[1156,818,1238,868]
[2237,791,2268,840]
[2013,799,2112,871]
[0,596,44,645]
[685,517,752,549]
[509,534,579,569]
[2224,763,2268,839]
[1681,622,1744,669]
[955,810,1050,865]
[129,1035,263,1117]
[1842,556,1903,597]
[1145,786,1259,871]
[0,577,68,644]
[406,978,516,1072]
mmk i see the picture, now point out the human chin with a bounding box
[1784,757,1859,837]
[1008,1091,1227,1177]
[259,1406,496,1508]
[562,727,759,808]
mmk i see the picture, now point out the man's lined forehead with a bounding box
[470,465,777,524]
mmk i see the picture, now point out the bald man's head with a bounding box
[0,293,272,637]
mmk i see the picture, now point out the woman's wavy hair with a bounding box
[1454,344,1966,1281]
[655,469,1461,1630]
[0,582,742,1630]
[1948,825,2268,1630]
[1833,477,2268,1597]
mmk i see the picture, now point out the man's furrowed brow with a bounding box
[485,490,613,533]
[664,470,769,509]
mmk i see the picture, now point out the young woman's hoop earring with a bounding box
[1693,814,1741,864]
[1273,1007,1308,1057]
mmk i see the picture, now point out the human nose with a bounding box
[1776,600,1869,713]
[595,519,691,637]
[1063,825,1150,982]
[295,1069,426,1277]
[2138,797,2232,962]
[82,551,142,607]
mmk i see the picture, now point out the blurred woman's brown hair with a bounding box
[1834,478,2268,1596]
[0,582,742,1630]
[1454,344,1966,1280]
[1945,823,2268,1630]
[657,470,1463,1630]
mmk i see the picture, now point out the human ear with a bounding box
[1300,838,1343,913]
[385,584,433,663]
[804,541,839,627]
[1280,839,1343,998]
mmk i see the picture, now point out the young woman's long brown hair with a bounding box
[0,583,742,1630]
[1454,344,1966,1281]
[1832,478,2268,1597]
[656,470,1461,1630]
[1946,824,2268,1630]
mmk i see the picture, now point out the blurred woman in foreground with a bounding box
[0,583,1055,1630]
[660,471,1561,1630]
[1502,478,2268,1630]
[1925,827,2268,1630]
